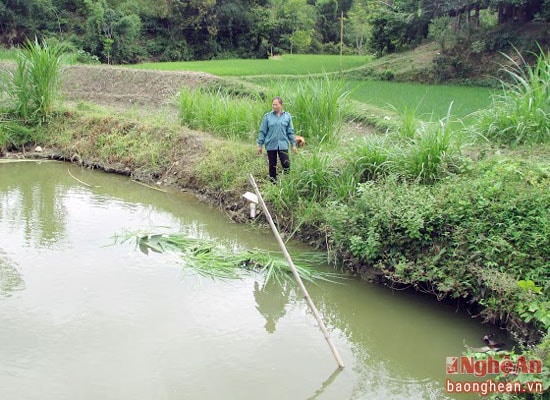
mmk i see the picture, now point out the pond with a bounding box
[0,161,492,399]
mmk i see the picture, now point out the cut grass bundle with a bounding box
[117,231,341,285]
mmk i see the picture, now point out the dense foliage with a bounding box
[0,0,548,64]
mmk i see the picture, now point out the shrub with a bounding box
[325,157,550,326]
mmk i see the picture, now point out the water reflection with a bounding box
[305,276,489,399]
[253,280,291,333]
[0,250,25,298]
[0,162,488,400]
[305,368,343,400]
[0,161,69,249]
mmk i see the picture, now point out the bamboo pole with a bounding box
[248,174,344,369]
[68,168,93,187]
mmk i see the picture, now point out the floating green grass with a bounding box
[116,231,341,286]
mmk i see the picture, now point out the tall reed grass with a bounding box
[289,75,352,145]
[177,75,351,145]
[472,45,550,145]
[345,104,464,185]
[262,103,465,233]
[2,38,65,123]
[343,136,393,183]
[178,87,264,140]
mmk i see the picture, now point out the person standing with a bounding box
[257,96,297,182]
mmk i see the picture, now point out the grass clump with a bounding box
[472,45,550,145]
[1,38,65,123]
[289,75,352,145]
[0,119,35,152]
[393,106,464,183]
[177,87,264,140]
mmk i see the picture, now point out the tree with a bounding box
[214,0,267,58]
[347,0,372,54]
[258,0,316,54]
[281,0,316,53]
[315,0,340,44]
[490,0,544,23]
[0,0,57,45]
[428,15,453,50]
[368,9,410,55]
[162,0,217,59]
[82,0,142,64]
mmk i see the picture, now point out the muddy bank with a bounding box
[3,142,259,227]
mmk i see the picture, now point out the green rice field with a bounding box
[131,54,371,76]
[132,54,494,120]
[1,47,495,121]
[348,80,495,119]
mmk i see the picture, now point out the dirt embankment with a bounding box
[61,64,222,110]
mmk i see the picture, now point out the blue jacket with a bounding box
[257,111,296,151]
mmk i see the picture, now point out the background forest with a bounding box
[1,0,548,68]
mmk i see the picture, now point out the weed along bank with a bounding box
[1,41,549,398]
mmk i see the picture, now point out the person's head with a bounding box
[271,97,283,114]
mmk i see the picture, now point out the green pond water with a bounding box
[0,161,495,399]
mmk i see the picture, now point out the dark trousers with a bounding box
[267,149,290,182]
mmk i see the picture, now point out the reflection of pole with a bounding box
[306,367,343,400]
[248,174,344,369]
